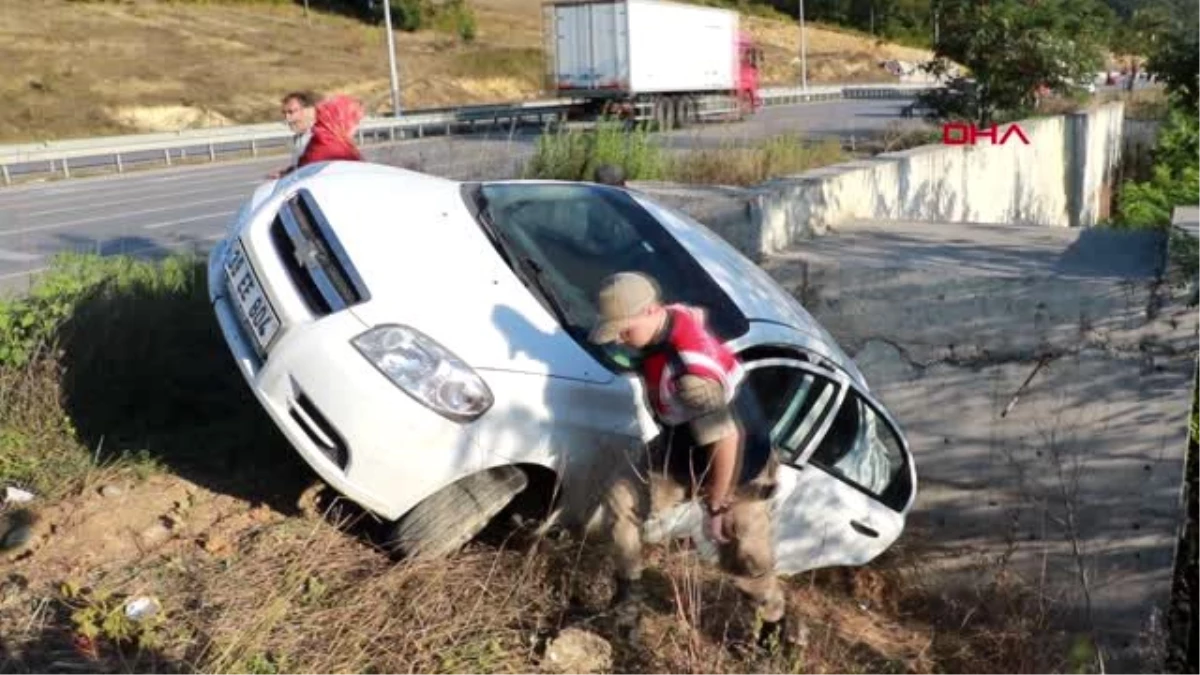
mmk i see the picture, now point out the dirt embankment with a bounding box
[0,0,933,142]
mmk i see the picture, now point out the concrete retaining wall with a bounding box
[637,102,1128,261]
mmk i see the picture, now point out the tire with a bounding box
[652,97,671,131]
[673,97,689,129]
[383,466,529,561]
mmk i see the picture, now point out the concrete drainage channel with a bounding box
[630,101,1196,669]
[764,219,1195,672]
[1165,206,1198,672]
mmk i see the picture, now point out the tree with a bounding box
[925,0,1111,125]
[1145,2,1199,113]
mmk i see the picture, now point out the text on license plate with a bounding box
[224,241,280,350]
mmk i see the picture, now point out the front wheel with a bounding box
[383,466,529,562]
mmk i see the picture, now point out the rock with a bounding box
[542,628,612,674]
[139,521,173,545]
[198,532,231,555]
[99,484,123,498]
[0,509,37,553]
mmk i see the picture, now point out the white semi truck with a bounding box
[542,0,764,128]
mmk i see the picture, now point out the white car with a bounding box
[207,160,918,574]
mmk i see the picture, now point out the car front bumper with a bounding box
[207,236,487,521]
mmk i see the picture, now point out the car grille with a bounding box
[271,189,370,317]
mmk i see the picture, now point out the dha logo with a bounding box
[942,123,1031,146]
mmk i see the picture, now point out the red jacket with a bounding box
[639,304,745,425]
[298,95,365,167]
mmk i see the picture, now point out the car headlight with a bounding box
[351,324,493,422]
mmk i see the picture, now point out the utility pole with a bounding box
[382,0,402,116]
[798,0,808,90]
[932,0,939,46]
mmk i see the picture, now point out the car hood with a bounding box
[293,165,615,385]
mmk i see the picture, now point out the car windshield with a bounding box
[462,181,749,370]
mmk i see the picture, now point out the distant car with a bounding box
[207,161,918,574]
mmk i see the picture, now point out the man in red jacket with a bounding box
[589,271,787,648]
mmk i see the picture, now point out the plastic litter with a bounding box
[124,596,161,622]
[3,487,34,504]
[642,501,718,563]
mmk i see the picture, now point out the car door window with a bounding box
[739,358,848,466]
[806,395,912,512]
[740,357,914,513]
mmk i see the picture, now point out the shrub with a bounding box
[1114,105,1200,229]
[523,120,667,182]
[0,251,306,496]
[668,135,846,186]
[523,125,847,187]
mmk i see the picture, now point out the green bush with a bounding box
[523,123,848,187]
[429,0,476,42]
[0,253,198,368]
[1114,105,1200,229]
[523,120,667,182]
[0,252,306,496]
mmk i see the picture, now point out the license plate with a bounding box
[224,240,280,352]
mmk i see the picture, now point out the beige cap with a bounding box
[589,272,660,344]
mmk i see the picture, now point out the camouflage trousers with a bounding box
[595,436,786,623]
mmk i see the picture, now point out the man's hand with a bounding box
[704,506,733,544]
[677,374,724,412]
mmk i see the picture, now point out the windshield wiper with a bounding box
[472,190,518,270]
[521,256,574,320]
[470,188,574,326]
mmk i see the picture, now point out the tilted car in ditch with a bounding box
[207,159,917,573]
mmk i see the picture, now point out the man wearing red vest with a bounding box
[589,271,787,648]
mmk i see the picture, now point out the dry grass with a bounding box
[742,16,937,85]
[0,0,932,142]
[667,135,848,186]
[1097,87,1171,121]
[524,123,850,187]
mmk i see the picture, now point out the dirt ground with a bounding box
[0,0,934,143]
[0,466,949,673]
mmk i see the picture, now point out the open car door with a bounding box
[738,357,917,575]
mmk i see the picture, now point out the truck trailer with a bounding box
[542,0,763,128]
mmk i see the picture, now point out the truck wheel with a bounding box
[652,98,673,131]
[673,98,688,129]
[383,466,529,562]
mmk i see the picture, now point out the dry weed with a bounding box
[667,136,847,186]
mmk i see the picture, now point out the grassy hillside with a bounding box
[0,0,935,143]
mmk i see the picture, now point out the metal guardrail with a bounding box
[0,83,939,185]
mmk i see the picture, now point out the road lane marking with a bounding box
[0,197,240,237]
[0,171,265,212]
[12,179,259,218]
[0,248,41,262]
[143,209,237,230]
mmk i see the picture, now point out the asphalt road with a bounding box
[0,97,924,295]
